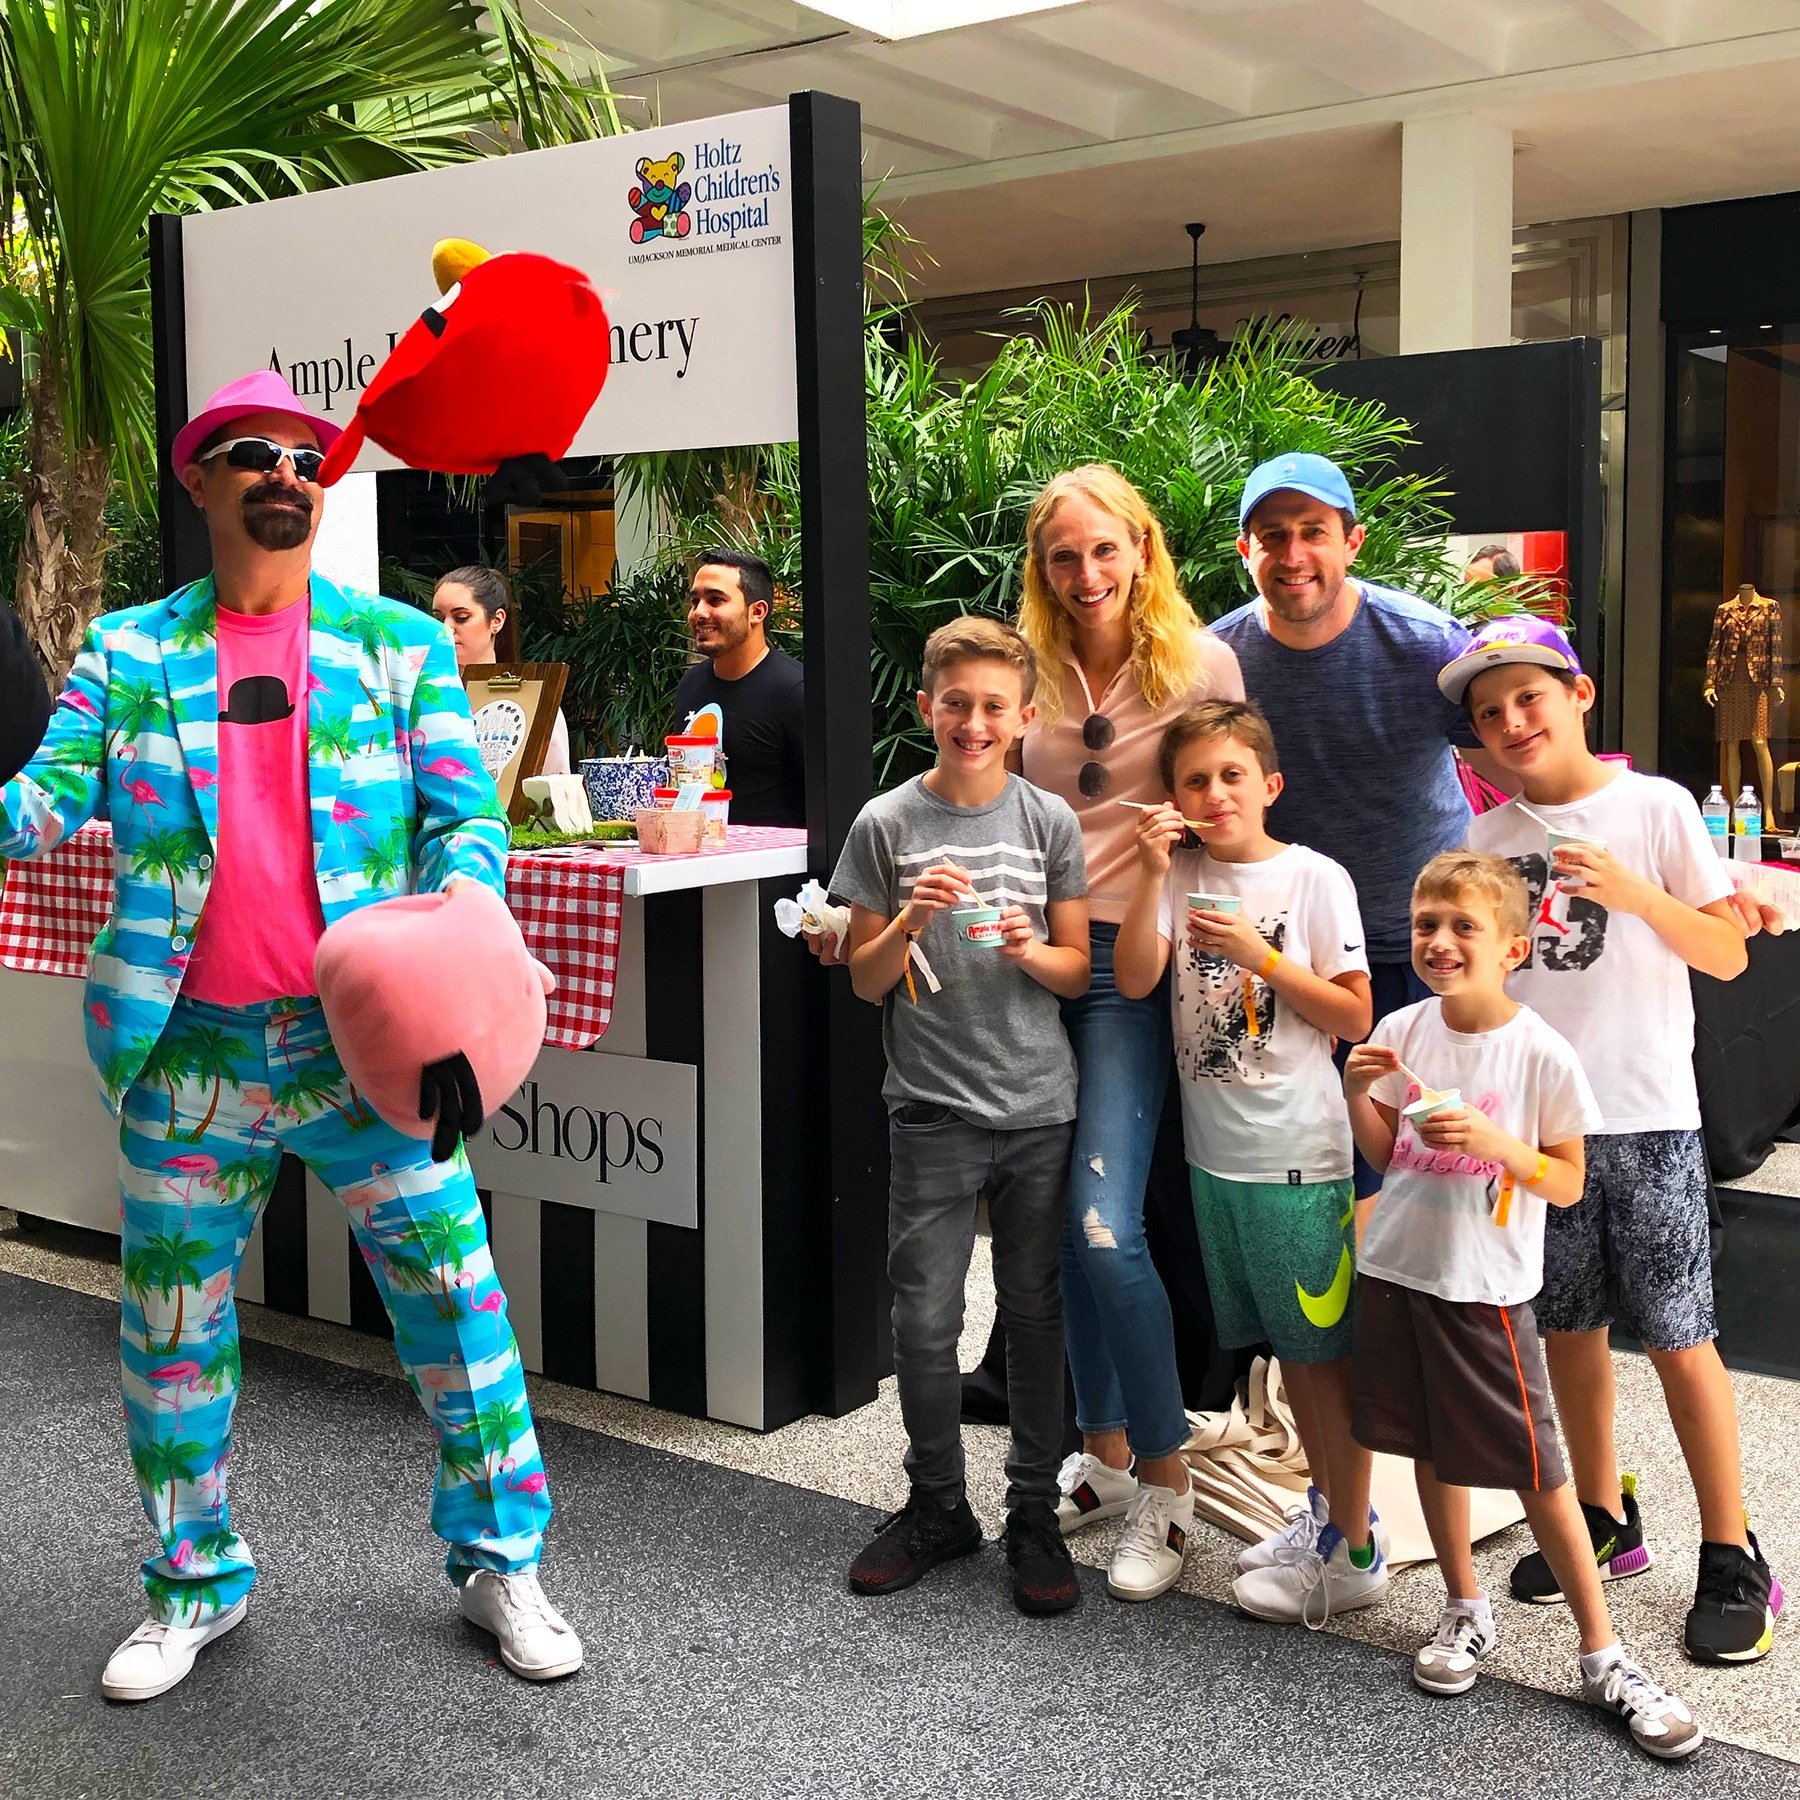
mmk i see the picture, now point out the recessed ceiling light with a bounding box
[803,1,1087,38]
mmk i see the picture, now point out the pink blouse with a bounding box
[1021,632,1244,924]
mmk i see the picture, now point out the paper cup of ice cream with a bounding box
[1187,892,1242,916]
[1402,1088,1463,1126]
[954,904,1005,946]
[1547,829,1606,888]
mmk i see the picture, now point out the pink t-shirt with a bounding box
[184,596,328,1004]
[1020,631,1244,923]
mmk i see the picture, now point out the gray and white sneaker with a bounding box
[1583,1652,1705,1761]
[1055,1451,1138,1536]
[1233,1523,1389,1627]
[460,1569,583,1680]
[1413,1602,1496,1695]
[101,1598,248,1702]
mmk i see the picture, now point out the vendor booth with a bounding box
[0,93,887,1431]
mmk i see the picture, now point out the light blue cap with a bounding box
[1238,452,1357,529]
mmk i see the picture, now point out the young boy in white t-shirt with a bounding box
[1345,851,1701,1760]
[1115,699,1383,1625]
[1445,617,1781,1666]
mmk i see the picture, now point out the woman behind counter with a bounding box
[1017,464,1243,1602]
[431,566,571,777]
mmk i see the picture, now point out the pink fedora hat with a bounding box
[171,369,344,475]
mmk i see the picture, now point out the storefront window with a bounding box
[1665,326,1799,827]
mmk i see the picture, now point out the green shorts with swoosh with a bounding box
[1189,1167,1356,1365]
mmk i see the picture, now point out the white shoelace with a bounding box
[1056,1452,1090,1497]
[489,1572,567,1636]
[1113,1489,1169,1565]
[1600,1656,1686,1728]
[1426,1607,1490,1663]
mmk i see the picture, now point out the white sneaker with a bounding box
[459,1569,583,1680]
[1238,1490,1393,1575]
[1106,1480,1194,1601]
[1237,1485,1328,1574]
[1232,1524,1390,1627]
[101,1598,248,1702]
[1055,1451,1138,1536]
[1413,1602,1496,1695]
[1582,1651,1705,1761]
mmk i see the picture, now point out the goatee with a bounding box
[242,484,312,552]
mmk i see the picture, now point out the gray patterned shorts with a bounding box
[1536,1128,1716,1351]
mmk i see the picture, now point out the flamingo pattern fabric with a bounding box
[121,994,550,1625]
[0,571,508,1114]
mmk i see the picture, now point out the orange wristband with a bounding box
[1257,948,1281,979]
[1522,1153,1550,1189]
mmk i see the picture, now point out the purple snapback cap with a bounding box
[1438,615,1582,703]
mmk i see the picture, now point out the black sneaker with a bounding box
[1004,1501,1081,1616]
[847,1491,981,1596]
[1511,1472,1652,1604]
[1685,1531,1784,1664]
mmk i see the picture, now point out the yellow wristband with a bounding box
[1257,948,1281,979]
[1521,1153,1550,1189]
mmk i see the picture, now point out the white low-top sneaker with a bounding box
[1233,1524,1389,1627]
[459,1569,583,1680]
[1055,1451,1139,1536]
[1583,1652,1705,1761]
[1237,1489,1393,1575]
[101,1598,248,1702]
[1106,1480,1194,1601]
[1413,1602,1496,1694]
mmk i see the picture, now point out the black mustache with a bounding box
[244,483,312,513]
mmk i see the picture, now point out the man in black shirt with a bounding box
[669,548,806,827]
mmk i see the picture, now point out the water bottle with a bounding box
[1734,784,1763,862]
[1702,785,1731,857]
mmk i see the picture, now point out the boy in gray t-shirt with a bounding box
[828,617,1089,1617]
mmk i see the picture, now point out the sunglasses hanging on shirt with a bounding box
[1073,667,1115,797]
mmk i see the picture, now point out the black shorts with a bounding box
[1352,1273,1567,1493]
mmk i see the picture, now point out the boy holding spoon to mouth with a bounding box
[1450,616,1783,1668]
[1115,700,1383,1625]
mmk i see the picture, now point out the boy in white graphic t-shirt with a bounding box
[1447,615,1781,1667]
[1114,699,1380,1626]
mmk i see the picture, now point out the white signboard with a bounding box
[180,105,797,466]
[468,1046,698,1228]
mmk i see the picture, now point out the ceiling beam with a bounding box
[1355,0,1510,74]
[1020,1,1257,115]
[1559,0,1681,52]
[852,32,1121,139]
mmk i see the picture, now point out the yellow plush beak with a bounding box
[431,238,492,294]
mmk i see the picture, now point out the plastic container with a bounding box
[700,788,730,844]
[1402,1088,1463,1126]
[635,806,704,855]
[651,786,681,809]
[1702,785,1731,858]
[953,904,1004,946]
[1187,892,1242,916]
[665,733,719,790]
[1547,829,1605,888]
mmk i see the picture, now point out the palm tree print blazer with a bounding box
[0,574,508,1113]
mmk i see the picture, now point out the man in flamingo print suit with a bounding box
[0,370,580,1701]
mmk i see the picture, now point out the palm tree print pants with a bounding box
[118,994,551,1626]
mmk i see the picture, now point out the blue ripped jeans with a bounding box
[1059,923,1190,1461]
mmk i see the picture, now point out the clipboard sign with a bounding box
[464,661,568,822]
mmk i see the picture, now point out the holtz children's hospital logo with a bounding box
[628,151,692,244]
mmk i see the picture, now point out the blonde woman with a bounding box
[1017,465,1242,1601]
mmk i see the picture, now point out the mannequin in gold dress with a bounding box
[1704,583,1785,815]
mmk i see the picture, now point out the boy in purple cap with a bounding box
[1451,617,1782,1666]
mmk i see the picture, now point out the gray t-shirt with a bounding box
[1211,582,1478,962]
[829,773,1087,1130]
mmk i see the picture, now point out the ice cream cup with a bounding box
[954,904,1004,946]
[1402,1088,1463,1126]
[1187,892,1242,916]
[1547,828,1606,887]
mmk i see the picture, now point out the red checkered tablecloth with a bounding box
[0,823,115,977]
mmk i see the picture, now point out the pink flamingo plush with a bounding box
[148,1359,208,1428]
[160,1151,221,1226]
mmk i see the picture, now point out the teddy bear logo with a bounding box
[628,152,692,245]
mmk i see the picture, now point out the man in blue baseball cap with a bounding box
[1211,452,1480,1228]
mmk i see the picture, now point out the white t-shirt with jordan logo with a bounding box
[1156,843,1368,1183]
[1468,770,1734,1133]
